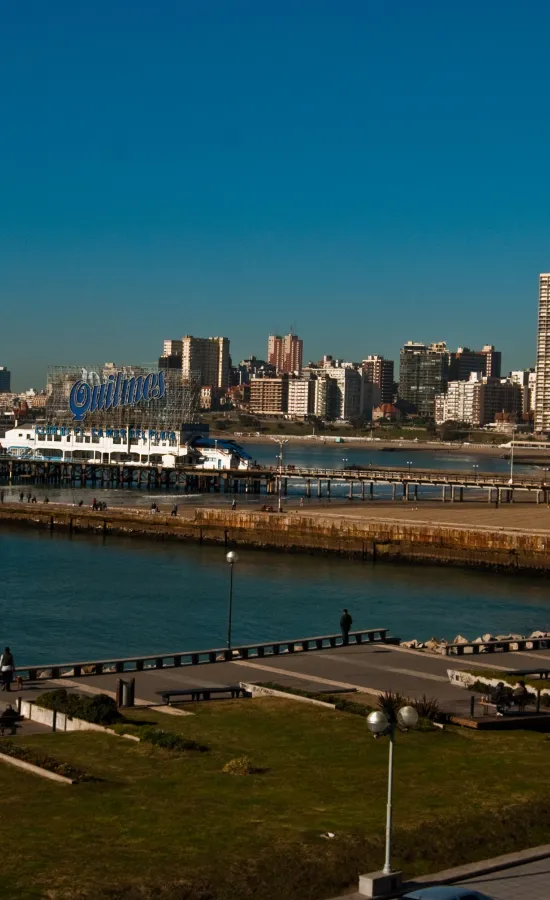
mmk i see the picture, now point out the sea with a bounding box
[1,441,548,666]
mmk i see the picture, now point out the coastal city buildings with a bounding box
[160,336,230,389]
[362,355,394,404]
[535,273,550,432]
[449,345,501,381]
[249,375,289,416]
[267,333,303,374]
[398,341,450,418]
[435,374,523,427]
[0,367,11,392]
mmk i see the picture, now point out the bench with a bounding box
[0,717,23,736]
[158,686,249,706]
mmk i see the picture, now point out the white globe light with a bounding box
[226,551,239,564]
[397,705,419,729]
[367,710,390,735]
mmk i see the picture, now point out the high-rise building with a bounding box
[267,333,303,374]
[435,374,523,426]
[362,356,394,404]
[0,367,11,393]
[249,376,289,415]
[324,366,364,421]
[449,346,501,381]
[398,342,450,418]
[535,274,550,432]
[161,336,230,389]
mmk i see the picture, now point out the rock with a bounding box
[472,637,483,643]
[401,639,419,649]
[482,633,495,643]
[452,634,469,644]
[530,630,548,639]
[425,637,443,652]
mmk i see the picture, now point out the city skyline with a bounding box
[3,2,550,388]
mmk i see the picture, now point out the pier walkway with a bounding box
[15,642,550,717]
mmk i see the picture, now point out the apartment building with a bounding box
[399,341,450,418]
[535,274,550,431]
[267,333,303,374]
[249,376,289,415]
[161,336,230,388]
[362,356,394,404]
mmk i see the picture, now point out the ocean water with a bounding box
[1,526,549,666]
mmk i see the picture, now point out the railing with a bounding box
[16,627,391,682]
[446,636,550,656]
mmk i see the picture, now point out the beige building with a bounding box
[287,377,315,418]
[435,375,523,426]
[162,336,229,389]
[249,376,289,415]
[267,333,303,374]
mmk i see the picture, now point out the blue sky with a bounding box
[1,0,550,389]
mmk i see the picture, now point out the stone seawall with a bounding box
[1,503,550,572]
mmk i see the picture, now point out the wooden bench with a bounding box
[158,686,249,706]
[0,717,23,736]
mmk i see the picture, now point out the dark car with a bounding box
[404,887,495,899]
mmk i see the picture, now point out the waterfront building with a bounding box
[249,376,289,415]
[324,365,364,421]
[268,333,303,374]
[0,367,11,393]
[234,357,276,385]
[510,368,536,416]
[362,356,394,404]
[3,363,251,470]
[449,346,501,381]
[435,374,523,426]
[161,336,230,389]
[535,273,550,432]
[398,341,450,419]
[287,377,315,418]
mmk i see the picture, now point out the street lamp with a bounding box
[509,424,516,486]
[342,457,348,469]
[270,437,289,513]
[365,704,419,886]
[225,551,239,650]
[406,460,412,475]
[472,464,479,483]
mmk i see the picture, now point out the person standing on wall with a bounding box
[0,647,15,692]
[340,609,352,646]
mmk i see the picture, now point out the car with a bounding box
[403,887,495,899]
[401,885,493,900]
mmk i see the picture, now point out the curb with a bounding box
[405,842,550,890]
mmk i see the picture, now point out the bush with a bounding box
[0,740,97,783]
[376,691,409,724]
[411,695,441,721]
[38,689,123,726]
[137,726,209,753]
[222,756,260,776]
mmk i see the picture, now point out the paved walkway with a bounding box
[13,642,550,715]
[456,855,550,899]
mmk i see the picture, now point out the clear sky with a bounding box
[1,0,550,389]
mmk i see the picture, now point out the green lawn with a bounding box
[3,699,550,899]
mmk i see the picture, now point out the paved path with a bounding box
[455,856,550,899]
[15,642,550,714]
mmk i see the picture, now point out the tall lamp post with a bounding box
[509,424,516,486]
[472,463,479,483]
[270,437,288,513]
[406,460,413,475]
[225,551,238,650]
[359,704,419,898]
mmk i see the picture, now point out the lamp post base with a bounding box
[358,870,403,898]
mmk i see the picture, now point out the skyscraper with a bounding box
[398,341,449,418]
[160,336,230,389]
[0,367,11,393]
[362,356,394,404]
[449,345,501,381]
[267,333,303,374]
[535,273,550,432]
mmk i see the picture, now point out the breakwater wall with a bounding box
[2,502,550,573]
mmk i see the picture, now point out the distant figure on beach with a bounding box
[19,492,24,502]
[0,647,15,692]
[27,492,31,502]
[92,498,98,510]
[0,491,4,503]
[171,504,178,517]
[31,496,37,504]
[300,497,304,507]
[231,499,237,510]
[151,502,158,514]
[43,497,49,504]
[78,500,83,507]
[340,608,353,646]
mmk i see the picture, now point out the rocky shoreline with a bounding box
[402,629,550,654]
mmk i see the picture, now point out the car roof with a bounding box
[404,887,493,899]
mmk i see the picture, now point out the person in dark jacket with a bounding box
[340,609,353,645]
[0,648,15,692]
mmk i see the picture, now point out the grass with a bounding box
[2,698,550,899]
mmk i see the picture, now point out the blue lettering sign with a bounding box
[69,371,166,421]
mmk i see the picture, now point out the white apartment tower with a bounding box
[535,274,550,432]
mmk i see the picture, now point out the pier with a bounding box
[1,455,549,503]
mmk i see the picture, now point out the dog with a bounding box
[15,676,23,691]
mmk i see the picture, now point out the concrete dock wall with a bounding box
[1,503,550,572]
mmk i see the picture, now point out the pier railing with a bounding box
[16,627,391,682]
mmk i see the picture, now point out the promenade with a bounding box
[13,640,550,716]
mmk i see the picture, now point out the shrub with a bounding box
[0,740,97,783]
[137,726,209,753]
[38,689,123,726]
[376,691,410,725]
[411,695,441,721]
[223,756,261,776]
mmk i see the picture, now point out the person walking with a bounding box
[340,608,353,646]
[0,647,15,692]
[231,499,237,510]
[171,504,178,517]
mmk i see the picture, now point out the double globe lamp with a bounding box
[362,703,419,896]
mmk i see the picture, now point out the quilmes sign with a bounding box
[69,370,166,422]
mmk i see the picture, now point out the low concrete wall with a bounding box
[20,700,139,739]
[240,682,336,708]
[3,502,550,572]
[447,669,550,700]
[0,751,73,784]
